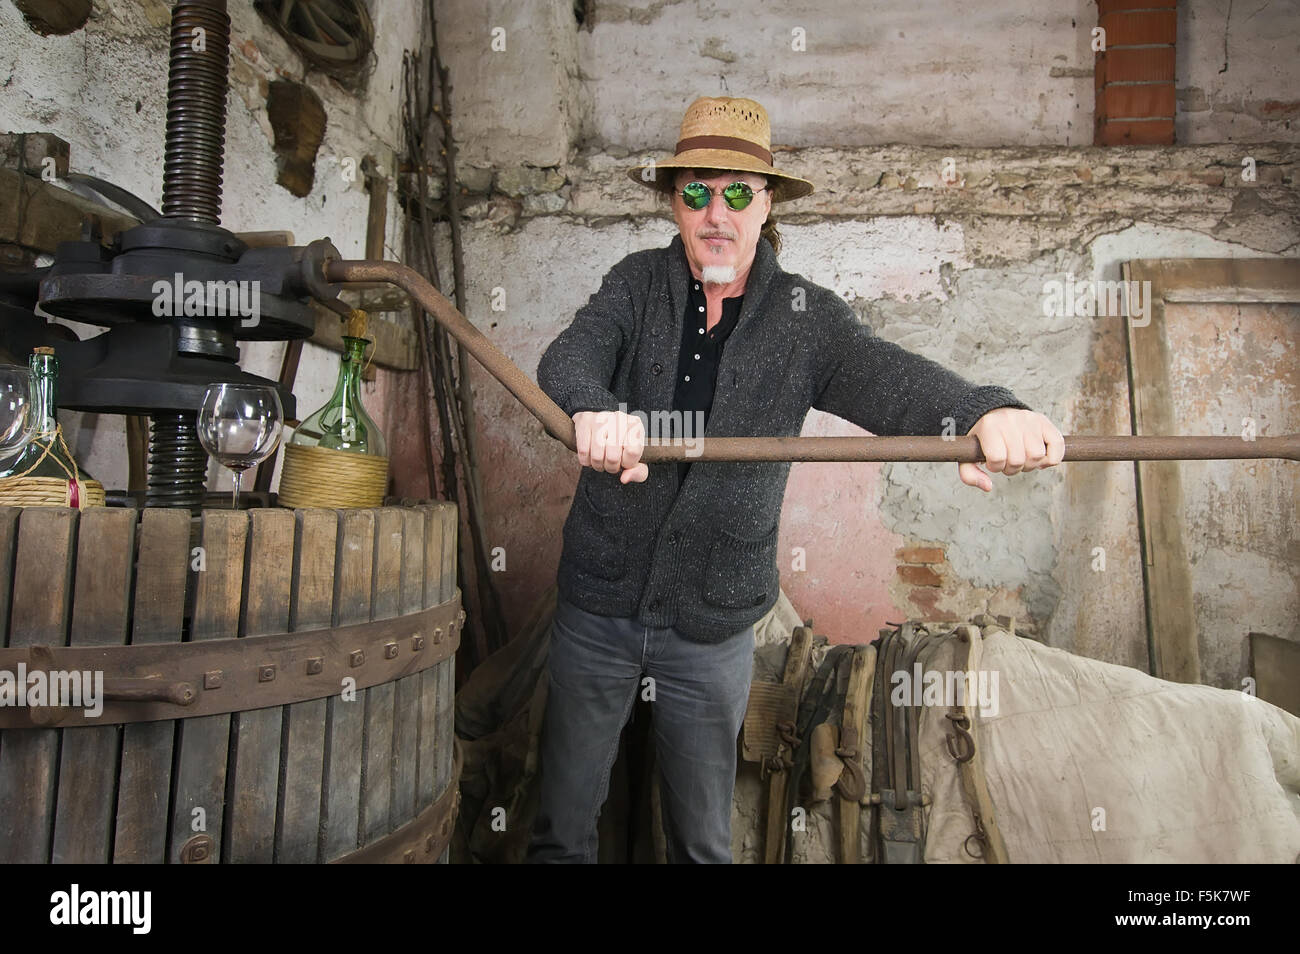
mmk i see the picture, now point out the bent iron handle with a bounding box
[324,260,1300,464]
[102,678,196,707]
[21,675,194,728]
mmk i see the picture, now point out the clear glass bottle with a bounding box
[289,331,387,457]
[0,347,97,485]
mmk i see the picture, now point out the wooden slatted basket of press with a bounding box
[0,497,462,864]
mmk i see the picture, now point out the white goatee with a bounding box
[701,264,737,285]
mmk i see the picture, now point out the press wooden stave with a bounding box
[0,499,459,864]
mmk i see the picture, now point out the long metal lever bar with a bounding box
[324,260,1299,463]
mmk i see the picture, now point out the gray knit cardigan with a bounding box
[537,233,1031,643]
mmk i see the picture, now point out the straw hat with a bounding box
[627,96,814,202]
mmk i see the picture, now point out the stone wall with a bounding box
[439,0,1299,185]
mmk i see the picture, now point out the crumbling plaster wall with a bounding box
[1177,1,1300,143]
[0,0,422,491]
[441,0,1298,180]
[423,0,1298,681]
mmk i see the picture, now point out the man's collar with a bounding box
[687,280,744,305]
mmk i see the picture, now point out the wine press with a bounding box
[0,0,349,510]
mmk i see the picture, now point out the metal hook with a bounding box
[944,711,975,763]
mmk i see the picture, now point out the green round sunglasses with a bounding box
[678,180,770,211]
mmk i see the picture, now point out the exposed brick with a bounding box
[1099,10,1176,47]
[896,546,945,564]
[1097,0,1175,12]
[898,565,943,586]
[1095,118,1175,145]
[906,587,959,620]
[1102,47,1176,84]
[1098,83,1176,120]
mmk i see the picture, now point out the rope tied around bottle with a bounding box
[0,423,104,509]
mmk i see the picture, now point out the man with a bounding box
[527,96,1064,863]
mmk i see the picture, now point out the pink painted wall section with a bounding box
[367,364,432,499]
[397,374,436,499]
[463,322,583,638]
[779,409,910,643]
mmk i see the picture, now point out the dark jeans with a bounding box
[526,594,755,863]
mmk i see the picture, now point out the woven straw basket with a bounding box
[277,443,389,509]
[0,424,105,509]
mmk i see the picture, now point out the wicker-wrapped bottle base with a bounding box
[0,476,106,509]
[277,443,389,509]
[0,424,105,509]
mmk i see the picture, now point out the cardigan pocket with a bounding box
[561,474,628,583]
[702,523,780,610]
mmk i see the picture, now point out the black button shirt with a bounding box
[671,277,744,489]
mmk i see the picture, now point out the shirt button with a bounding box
[652,362,662,374]
[649,598,662,611]
[698,327,704,334]
[684,375,690,382]
[694,353,700,360]
[698,305,704,312]
[667,530,680,544]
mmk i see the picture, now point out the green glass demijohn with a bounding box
[0,347,97,484]
[289,326,387,457]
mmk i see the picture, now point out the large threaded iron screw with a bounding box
[161,0,231,223]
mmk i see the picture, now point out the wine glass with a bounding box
[0,365,35,465]
[197,384,283,509]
